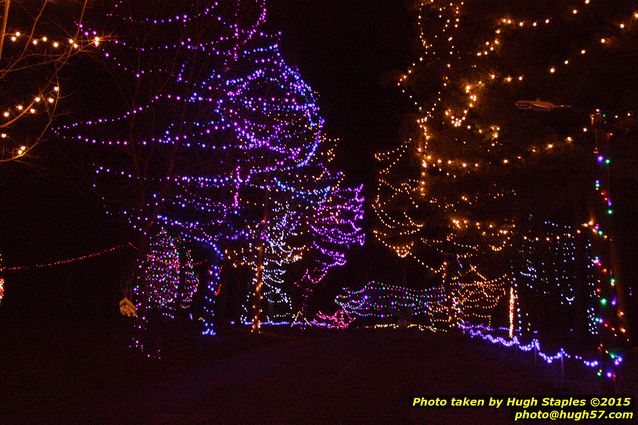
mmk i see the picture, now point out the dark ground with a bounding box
[1,321,632,424]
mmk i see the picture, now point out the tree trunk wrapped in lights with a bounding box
[179,247,199,311]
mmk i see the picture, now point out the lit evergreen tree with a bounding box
[374,0,636,379]
[57,0,365,333]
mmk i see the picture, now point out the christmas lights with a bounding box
[132,228,205,355]
[336,278,506,330]
[134,228,181,320]
[374,1,633,381]
[514,221,599,338]
[296,184,365,314]
[460,323,620,378]
[56,0,364,334]
[0,0,103,162]
[0,252,4,304]
[0,243,134,272]
[313,309,355,330]
[375,0,638,275]
[179,248,199,310]
[585,111,627,381]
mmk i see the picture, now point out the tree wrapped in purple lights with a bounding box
[56,0,272,335]
[57,0,364,334]
[296,183,365,315]
[236,149,365,327]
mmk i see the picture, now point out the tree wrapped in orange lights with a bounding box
[374,0,638,334]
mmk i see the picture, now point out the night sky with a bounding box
[266,0,422,305]
[268,0,414,182]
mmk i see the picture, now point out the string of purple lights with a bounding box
[55,0,364,337]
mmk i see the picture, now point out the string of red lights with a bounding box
[0,242,137,272]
